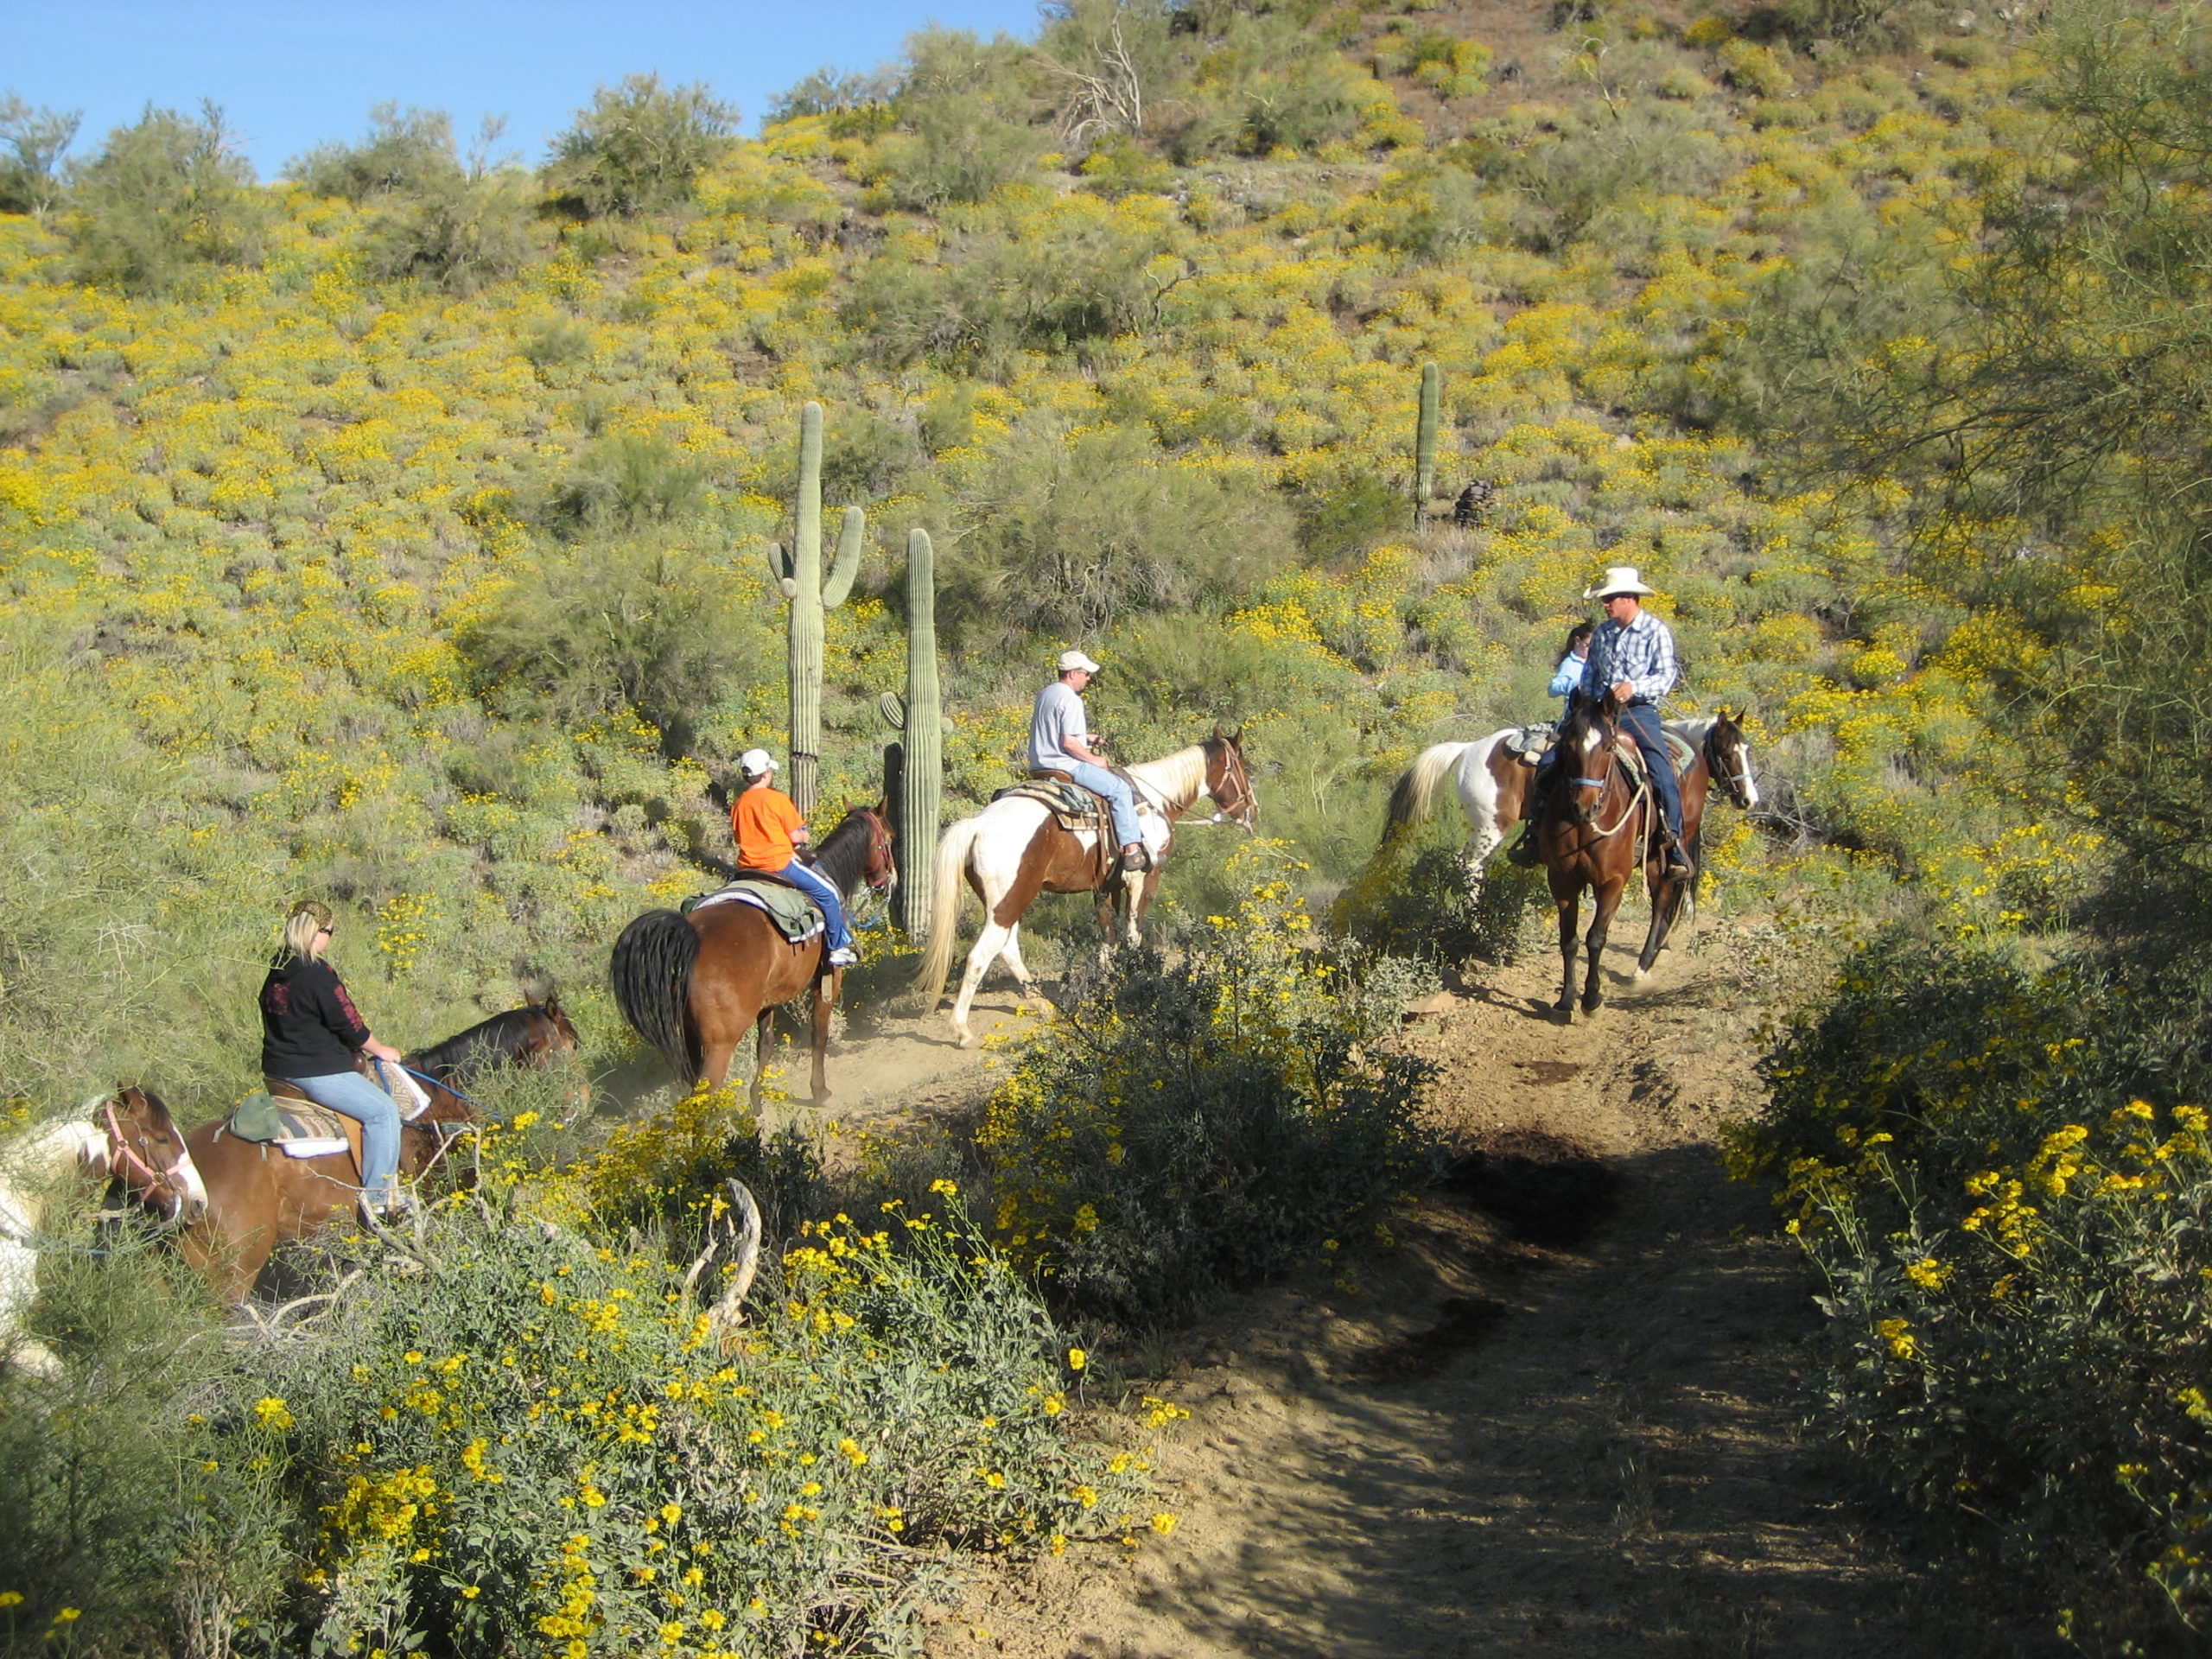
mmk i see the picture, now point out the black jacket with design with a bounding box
[258,953,372,1078]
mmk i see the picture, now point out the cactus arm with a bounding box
[879,690,906,732]
[823,505,865,610]
[766,541,797,597]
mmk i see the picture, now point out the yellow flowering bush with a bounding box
[1736,935,2212,1638]
[977,854,1433,1324]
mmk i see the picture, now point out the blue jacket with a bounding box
[1548,653,1586,719]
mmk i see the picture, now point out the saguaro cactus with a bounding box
[765,401,863,816]
[1414,360,1440,520]
[897,529,942,939]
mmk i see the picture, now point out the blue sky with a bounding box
[4,1,1048,178]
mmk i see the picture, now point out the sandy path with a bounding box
[914,922,2060,1659]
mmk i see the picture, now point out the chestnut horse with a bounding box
[1383,712,1760,884]
[1535,691,1717,1019]
[915,732,1260,1048]
[99,1074,477,1305]
[610,805,895,1103]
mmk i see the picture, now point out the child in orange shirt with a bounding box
[731,749,855,967]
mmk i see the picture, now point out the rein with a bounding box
[103,1098,205,1224]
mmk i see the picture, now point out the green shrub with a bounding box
[458,534,756,755]
[943,415,1295,643]
[286,104,462,201]
[363,168,538,293]
[0,94,78,217]
[1338,841,1544,968]
[1734,934,2212,1641]
[976,860,1434,1325]
[544,431,709,533]
[68,102,266,293]
[546,74,740,219]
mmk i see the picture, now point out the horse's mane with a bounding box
[407,1007,547,1080]
[1126,744,1209,810]
[810,807,878,898]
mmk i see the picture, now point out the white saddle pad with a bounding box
[279,1137,351,1160]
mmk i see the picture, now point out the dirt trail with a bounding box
[910,923,2060,1659]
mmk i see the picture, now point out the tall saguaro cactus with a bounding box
[766,401,863,816]
[897,528,942,939]
[1414,360,1441,521]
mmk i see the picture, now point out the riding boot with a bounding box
[1662,830,1694,876]
[1506,781,1551,867]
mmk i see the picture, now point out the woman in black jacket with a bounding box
[259,900,409,1213]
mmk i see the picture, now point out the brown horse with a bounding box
[1384,712,1761,885]
[406,993,589,1117]
[1534,692,1714,1019]
[915,731,1260,1048]
[610,804,896,1103]
[99,1073,478,1305]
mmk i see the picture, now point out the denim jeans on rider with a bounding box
[774,859,851,951]
[1617,702,1685,844]
[285,1069,402,1204]
[1065,760,1143,848]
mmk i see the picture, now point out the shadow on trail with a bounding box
[1075,1140,2061,1659]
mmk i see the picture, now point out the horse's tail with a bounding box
[913,815,986,1008]
[610,909,701,1083]
[1384,741,1471,844]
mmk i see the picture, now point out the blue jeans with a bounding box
[1065,760,1142,849]
[775,860,851,951]
[1618,703,1685,843]
[287,1070,401,1202]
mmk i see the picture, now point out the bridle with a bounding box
[1562,709,1647,842]
[1189,740,1259,832]
[1704,721,1757,810]
[858,806,897,894]
[103,1095,207,1224]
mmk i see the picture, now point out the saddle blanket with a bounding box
[1512,725,1695,779]
[226,1094,351,1159]
[683,875,825,943]
[227,1058,428,1159]
[992,778,1111,833]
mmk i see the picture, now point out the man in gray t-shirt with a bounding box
[1030,649,1147,873]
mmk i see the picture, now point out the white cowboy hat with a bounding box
[738,747,777,775]
[1057,649,1102,673]
[1584,565,1657,600]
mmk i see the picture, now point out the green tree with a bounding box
[285,104,461,200]
[545,73,739,218]
[68,102,264,293]
[0,93,79,216]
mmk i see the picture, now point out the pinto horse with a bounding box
[915,731,1259,1049]
[100,1073,477,1305]
[610,804,896,1104]
[0,1114,113,1372]
[1533,692,1728,1019]
[1383,712,1761,884]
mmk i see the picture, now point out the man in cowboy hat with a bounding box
[1508,566,1694,875]
[1031,648,1147,874]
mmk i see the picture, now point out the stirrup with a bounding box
[1505,831,1541,868]
[1119,847,1151,874]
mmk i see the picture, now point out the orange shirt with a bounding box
[732,786,804,871]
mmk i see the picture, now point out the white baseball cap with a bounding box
[1057,649,1102,673]
[739,748,777,775]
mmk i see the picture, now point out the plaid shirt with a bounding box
[1579,608,1678,706]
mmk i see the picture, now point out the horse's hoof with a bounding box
[957,1033,980,1051]
[1582,995,1604,1015]
[1632,966,1652,984]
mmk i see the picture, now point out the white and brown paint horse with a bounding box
[916,731,1259,1048]
[0,1110,115,1374]
[1384,711,1761,886]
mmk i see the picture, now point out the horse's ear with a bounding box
[1211,722,1223,739]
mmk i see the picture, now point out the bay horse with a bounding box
[407,993,589,1117]
[1535,691,1718,1019]
[915,731,1259,1049]
[99,1072,478,1306]
[1383,712,1760,884]
[609,804,895,1103]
